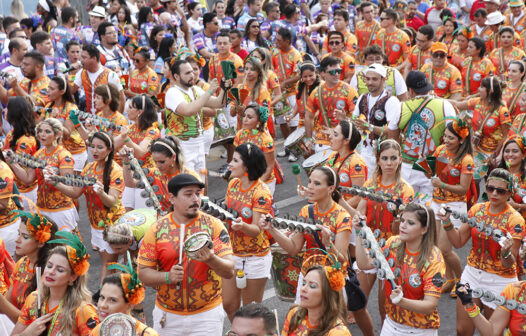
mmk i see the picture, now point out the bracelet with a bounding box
[443,223,454,231]
[442,219,452,226]
[441,182,446,189]
[165,272,171,284]
[124,137,131,143]
[207,89,213,95]
[465,304,480,318]
[74,123,81,129]
[391,290,403,304]
[53,180,58,187]
[122,161,130,166]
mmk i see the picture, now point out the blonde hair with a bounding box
[244,57,267,102]
[104,223,134,245]
[43,246,92,335]
[371,139,403,190]
[36,118,63,143]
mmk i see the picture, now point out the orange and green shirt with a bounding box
[95,110,128,137]
[45,101,87,155]
[322,51,356,80]
[355,20,381,60]
[499,281,526,336]
[128,66,160,95]
[420,62,462,98]
[322,30,359,58]
[432,144,474,203]
[325,151,367,202]
[282,306,351,336]
[375,28,411,66]
[511,113,526,138]
[82,161,126,230]
[487,32,522,54]
[271,47,302,96]
[9,256,34,310]
[467,202,525,277]
[503,82,526,120]
[488,47,526,76]
[461,57,495,96]
[234,128,274,183]
[137,212,233,314]
[3,132,38,193]
[19,292,99,335]
[407,45,432,71]
[468,97,511,154]
[383,236,445,330]
[9,76,50,107]
[225,178,272,257]
[208,52,244,89]
[127,123,161,169]
[0,161,17,228]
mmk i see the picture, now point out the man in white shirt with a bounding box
[97,22,131,76]
[353,64,401,178]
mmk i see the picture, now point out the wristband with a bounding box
[165,272,171,284]
[207,90,213,95]
[465,304,480,318]
[53,180,58,187]
[391,290,403,304]
[441,182,446,189]
[443,223,454,231]
[74,123,81,129]
[124,137,131,143]
[122,161,130,166]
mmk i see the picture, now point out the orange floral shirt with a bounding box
[407,45,432,70]
[0,161,17,228]
[3,132,38,193]
[234,129,275,183]
[225,178,272,257]
[9,76,50,107]
[321,51,356,80]
[325,151,367,202]
[45,101,86,155]
[127,123,161,169]
[468,97,511,153]
[137,212,233,314]
[489,47,526,76]
[355,20,381,60]
[82,161,126,229]
[460,57,495,96]
[383,236,445,330]
[128,67,160,95]
[502,83,526,120]
[9,256,34,309]
[272,47,302,96]
[282,307,351,336]
[19,292,99,335]
[374,28,411,66]
[499,281,526,336]
[35,145,75,211]
[95,111,128,137]
[208,52,244,87]
[467,203,525,277]
[511,113,526,138]
[420,62,462,98]
[432,144,474,203]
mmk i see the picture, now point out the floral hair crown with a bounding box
[507,134,526,154]
[301,249,346,292]
[108,252,145,305]
[451,117,470,139]
[11,209,53,244]
[454,25,474,40]
[48,231,90,276]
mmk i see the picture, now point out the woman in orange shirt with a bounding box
[252,47,282,108]
[223,143,273,321]
[50,131,126,283]
[502,61,526,120]
[498,136,526,218]
[489,27,526,78]
[287,62,320,128]
[461,37,495,97]
[125,47,160,98]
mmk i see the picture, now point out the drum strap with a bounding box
[308,204,326,250]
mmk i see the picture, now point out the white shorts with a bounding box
[460,265,517,309]
[39,207,79,232]
[349,225,356,246]
[275,95,299,127]
[401,162,433,198]
[179,137,206,181]
[152,304,225,336]
[265,179,276,196]
[353,260,377,275]
[233,252,272,280]
[430,201,467,229]
[203,127,214,155]
[380,316,438,336]
[122,187,154,210]
[0,313,14,335]
[20,187,37,211]
[0,218,21,256]
[91,227,115,254]
[72,150,88,172]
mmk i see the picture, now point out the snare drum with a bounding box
[212,109,235,147]
[270,245,304,301]
[99,313,137,336]
[274,101,291,117]
[184,232,213,259]
[302,149,333,175]
[284,127,308,158]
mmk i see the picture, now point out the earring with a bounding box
[244,172,248,177]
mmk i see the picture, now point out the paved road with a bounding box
[79,139,471,335]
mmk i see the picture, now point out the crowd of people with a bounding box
[1,0,526,334]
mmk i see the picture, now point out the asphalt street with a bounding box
[79,138,472,335]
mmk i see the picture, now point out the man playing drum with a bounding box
[304,56,358,156]
[352,63,401,178]
[137,174,234,336]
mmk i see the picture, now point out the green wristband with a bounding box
[165,272,171,284]
[124,137,131,143]
[207,90,213,95]
[441,182,446,189]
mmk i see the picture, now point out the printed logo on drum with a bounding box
[0,178,7,190]
[258,197,267,206]
[219,229,230,243]
[87,317,98,329]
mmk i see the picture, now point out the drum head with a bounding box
[302,150,334,169]
[284,127,305,147]
[184,232,211,252]
[99,313,136,336]
[116,208,157,227]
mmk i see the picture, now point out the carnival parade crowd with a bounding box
[3,0,526,334]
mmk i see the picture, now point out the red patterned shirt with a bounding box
[9,256,34,309]
[460,57,495,96]
[234,129,274,183]
[282,306,351,335]
[432,144,474,203]
[325,151,367,202]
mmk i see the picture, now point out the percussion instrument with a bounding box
[341,185,404,215]
[0,71,12,79]
[269,214,321,234]
[99,313,137,336]
[273,100,291,118]
[183,232,213,259]
[5,152,46,169]
[115,208,157,227]
[72,110,123,132]
[212,108,235,147]
[270,245,304,301]
[48,173,97,187]
[284,127,308,158]
[302,149,333,175]
[200,198,239,221]
[473,150,490,180]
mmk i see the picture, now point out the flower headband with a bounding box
[108,252,145,305]
[301,249,346,292]
[508,134,526,154]
[11,210,53,244]
[48,231,90,276]
[451,117,470,139]
[454,25,474,40]
[176,47,206,67]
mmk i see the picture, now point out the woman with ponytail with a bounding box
[49,131,126,283]
[498,136,526,218]
[286,62,320,128]
[502,61,526,120]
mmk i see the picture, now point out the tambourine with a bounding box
[98,313,137,336]
[183,232,213,259]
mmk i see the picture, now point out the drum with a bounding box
[274,101,291,117]
[184,232,213,259]
[212,108,235,147]
[473,149,490,180]
[99,313,136,336]
[284,127,308,158]
[270,245,304,301]
[302,149,333,175]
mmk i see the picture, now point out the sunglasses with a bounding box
[250,25,260,28]
[432,53,446,58]
[327,69,342,75]
[380,17,390,21]
[486,185,508,195]
[329,41,341,46]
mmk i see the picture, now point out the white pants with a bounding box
[0,314,14,335]
[381,317,438,336]
[20,187,37,211]
[401,162,433,197]
[203,127,214,155]
[0,218,21,256]
[430,201,467,229]
[72,150,88,172]
[233,253,272,279]
[39,207,79,232]
[91,227,115,254]
[152,304,225,336]
[179,137,207,182]
[460,265,517,309]
[122,187,154,210]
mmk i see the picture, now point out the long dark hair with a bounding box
[6,97,38,150]
[158,37,175,60]
[296,63,320,100]
[235,143,267,181]
[138,6,152,28]
[50,76,75,104]
[149,25,165,52]
[338,120,361,151]
[89,131,115,196]
[481,76,505,112]
[131,95,158,131]
[312,166,341,203]
[499,138,526,181]
[446,122,472,165]
[243,18,266,47]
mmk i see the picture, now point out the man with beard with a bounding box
[0,51,50,107]
[164,59,230,181]
[352,64,401,177]
[138,174,234,336]
[97,22,131,76]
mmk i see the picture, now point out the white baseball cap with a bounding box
[366,63,387,78]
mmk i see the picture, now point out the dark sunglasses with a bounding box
[329,41,341,46]
[486,185,508,195]
[432,53,447,58]
[250,25,260,28]
[327,69,342,75]
[380,17,390,21]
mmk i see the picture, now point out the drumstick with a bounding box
[36,267,42,317]
[291,164,302,186]
[274,309,279,334]
[176,224,186,290]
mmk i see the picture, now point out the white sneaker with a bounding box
[277,150,287,157]
[288,153,297,162]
